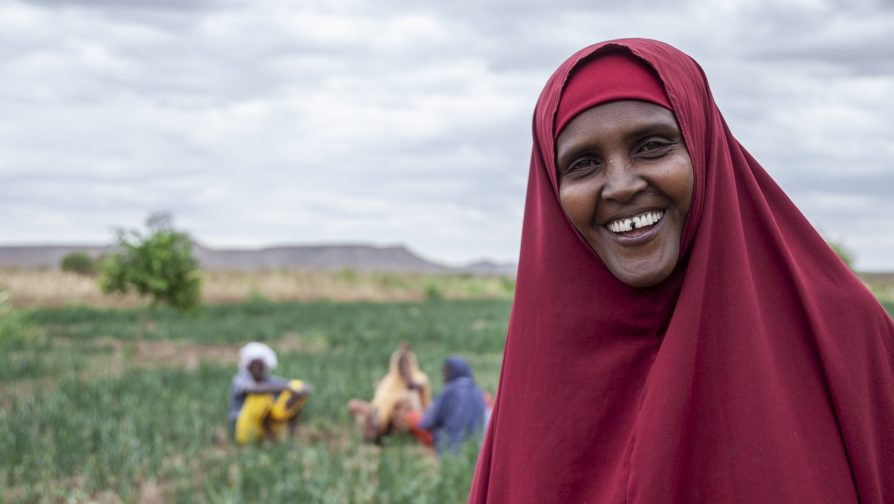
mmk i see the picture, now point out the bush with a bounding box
[100,212,202,311]
[60,252,97,276]
[424,283,444,301]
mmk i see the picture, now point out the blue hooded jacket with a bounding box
[419,356,486,453]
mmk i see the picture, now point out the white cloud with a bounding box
[1,0,892,269]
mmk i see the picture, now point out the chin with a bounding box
[616,272,663,288]
[608,259,677,288]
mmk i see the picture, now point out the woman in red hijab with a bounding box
[469,39,894,503]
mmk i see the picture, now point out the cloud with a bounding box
[20,0,232,12]
[0,0,892,269]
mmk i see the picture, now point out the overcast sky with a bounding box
[1,0,892,269]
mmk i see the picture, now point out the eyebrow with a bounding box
[556,119,681,170]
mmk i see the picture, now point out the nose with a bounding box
[601,158,646,202]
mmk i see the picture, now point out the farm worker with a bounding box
[469,39,894,503]
[347,342,431,442]
[230,341,310,445]
[415,356,486,453]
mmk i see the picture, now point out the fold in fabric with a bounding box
[469,38,894,503]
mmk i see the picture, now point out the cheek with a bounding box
[558,182,599,227]
[658,154,694,217]
[675,157,695,217]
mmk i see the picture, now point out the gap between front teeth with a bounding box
[608,210,664,233]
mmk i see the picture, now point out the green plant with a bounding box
[335,268,359,283]
[100,212,201,311]
[424,283,444,301]
[0,299,511,502]
[0,292,46,352]
[60,252,97,276]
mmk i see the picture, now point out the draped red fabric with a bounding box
[469,38,894,503]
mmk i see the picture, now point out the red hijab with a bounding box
[470,38,894,503]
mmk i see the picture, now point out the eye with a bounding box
[637,138,673,158]
[562,158,601,177]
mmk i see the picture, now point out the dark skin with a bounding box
[556,100,694,288]
[397,342,420,390]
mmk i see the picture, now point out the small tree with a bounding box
[60,251,97,276]
[100,212,202,311]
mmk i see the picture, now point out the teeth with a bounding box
[607,210,664,234]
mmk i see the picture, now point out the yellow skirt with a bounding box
[235,380,308,445]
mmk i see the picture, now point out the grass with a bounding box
[0,299,511,503]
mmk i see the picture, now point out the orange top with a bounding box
[404,410,434,446]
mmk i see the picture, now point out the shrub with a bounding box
[60,252,97,276]
[424,283,444,301]
[100,212,201,311]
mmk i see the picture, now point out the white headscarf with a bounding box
[238,341,277,375]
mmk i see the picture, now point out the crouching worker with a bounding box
[229,342,310,445]
[415,356,486,453]
[348,343,431,443]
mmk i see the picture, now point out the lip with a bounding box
[602,211,666,247]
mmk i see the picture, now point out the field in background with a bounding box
[3,269,893,503]
[1,299,511,503]
[0,269,516,308]
[862,272,894,305]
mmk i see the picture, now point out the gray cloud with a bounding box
[1,0,892,268]
[21,0,233,11]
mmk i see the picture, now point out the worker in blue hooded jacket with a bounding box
[417,356,486,453]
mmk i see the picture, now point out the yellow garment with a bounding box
[235,380,307,445]
[370,350,431,433]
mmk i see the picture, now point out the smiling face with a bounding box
[555,100,694,288]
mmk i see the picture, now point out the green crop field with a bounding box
[1,299,512,503]
[3,294,893,503]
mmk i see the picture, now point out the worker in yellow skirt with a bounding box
[347,342,431,442]
[229,342,311,445]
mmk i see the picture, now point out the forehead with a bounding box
[556,100,679,155]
